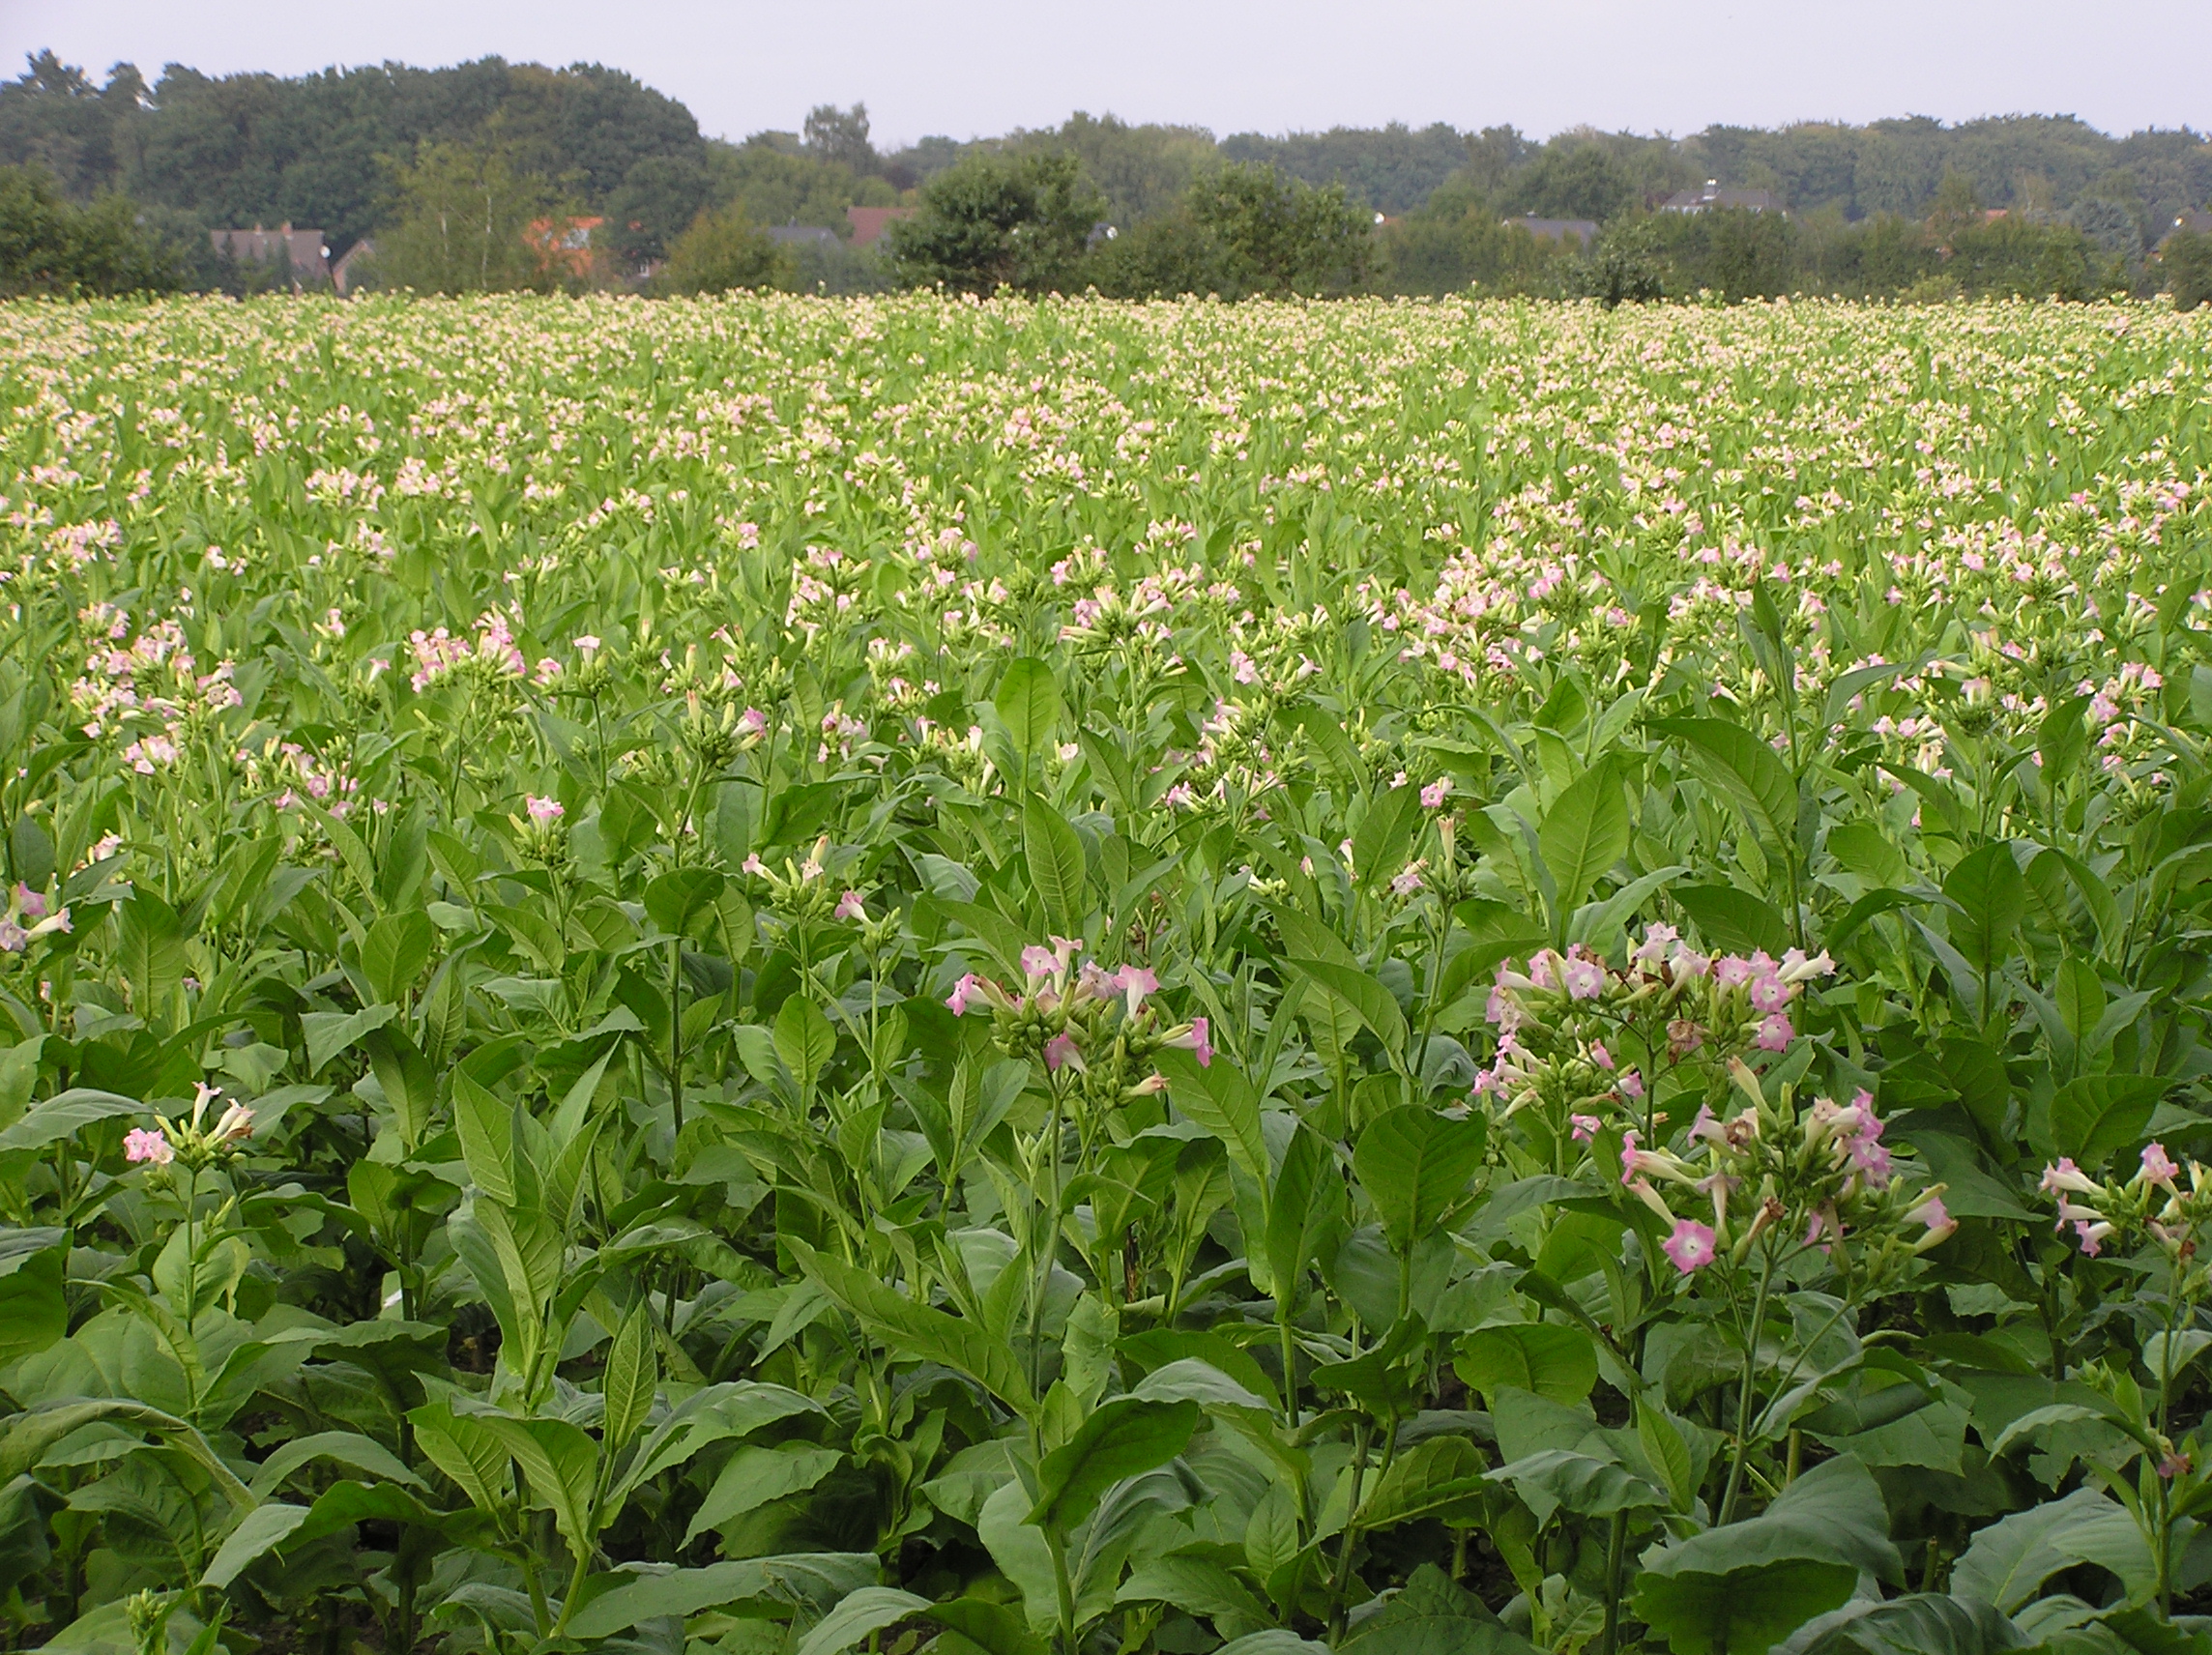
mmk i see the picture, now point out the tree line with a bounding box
[1,47,2209,307]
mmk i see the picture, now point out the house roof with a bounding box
[2164,210,2212,247]
[211,224,331,279]
[1660,182,1784,215]
[332,238,375,295]
[1505,217,1602,245]
[846,206,916,247]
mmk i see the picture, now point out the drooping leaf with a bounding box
[1353,1104,1486,1254]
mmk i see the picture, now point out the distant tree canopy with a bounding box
[0,163,184,297]
[888,151,1102,294]
[2,45,2209,307]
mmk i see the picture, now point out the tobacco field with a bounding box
[2,291,2212,1655]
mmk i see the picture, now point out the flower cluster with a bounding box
[2042,1144,2212,1260]
[1477,927,1835,1153]
[1619,1062,1954,1281]
[946,938,1210,1109]
[126,1082,255,1176]
[0,883,70,955]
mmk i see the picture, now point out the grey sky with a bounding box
[4,0,2205,147]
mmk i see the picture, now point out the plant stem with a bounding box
[1717,1249,1777,1525]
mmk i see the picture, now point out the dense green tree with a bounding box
[2165,228,2212,311]
[1505,142,1642,222]
[1217,121,1470,214]
[0,163,183,296]
[802,103,876,175]
[702,140,895,236]
[372,140,567,293]
[654,203,796,293]
[1184,162,1373,296]
[604,152,713,265]
[887,150,1102,294]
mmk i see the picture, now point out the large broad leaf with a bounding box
[0,1089,140,1153]
[0,1231,65,1367]
[1632,1456,1904,1654]
[568,1553,881,1639]
[1455,1323,1598,1407]
[1337,1563,1540,1655]
[793,1240,1035,1418]
[116,886,186,1026]
[1779,1593,2023,1654]
[1634,1558,1860,1655]
[644,865,727,937]
[360,910,435,1004]
[1942,842,2027,977]
[1353,783,1424,894]
[2050,1074,2168,1171]
[773,995,838,1103]
[1356,1435,1489,1529]
[796,1586,932,1655]
[1353,1104,1486,1254]
[1653,716,1797,848]
[1027,1396,1199,1533]
[1157,1049,1267,1186]
[1287,957,1409,1062]
[995,656,1062,765]
[1264,1122,1334,1313]
[1537,760,1630,919]
[1674,884,1791,958]
[301,1002,398,1077]
[1023,793,1090,933]
[684,1444,843,1542]
[1486,1449,1667,1526]
[1949,1488,2131,1613]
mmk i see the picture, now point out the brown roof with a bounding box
[847,206,916,247]
[211,223,331,281]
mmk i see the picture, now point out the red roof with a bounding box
[847,206,916,247]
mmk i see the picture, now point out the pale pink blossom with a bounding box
[124,1127,172,1165]
[1663,1219,1718,1274]
[834,889,866,921]
[525,796,563,824]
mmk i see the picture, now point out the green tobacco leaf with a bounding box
[1653,716,1797,848]
[1486,1449,1666,1526]
[644,865,727,937]
[1022,793,1090,932]
[1157,1048,1266,1185]
[796,1586,931,1655]
[1028,1396,1200,1533]
[568,1553,881,1639]
[1353,1104,1485,1254]
[996,656,1062,764]
[1357,1435,1489,1528]
[1353,782,1423,894]
[451,1068,517,1205]
[116,886,186,1027]
[361,910,434,1004]
[1942,842,2027,976]
[601,1304,657,1451]
[301,1002,398,1077]
[1674,884,1790,957]
[1785,1592,2023,1655]
[1949,1487,2126,1613]
[1633,1557,1858,1655]
[1536,759,1629,921]
[684,1444,843,1542]
[773,995,837,1102]
[793,1240,1035,1418]
[1455,1323,1598,1407]
[0,1089,138,1153]
[2051,1074,2167,1170]
[1288,956,1409,1061]
[1337,1563,1537,1655]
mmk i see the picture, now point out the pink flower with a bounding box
[2141,1143,2181,1189]
[573,634,601,654]
[1589,1042,1615,1070]
[835,889,866,921]
[1113,965,1159,1012]
[1165,1016,1213,1067]
[1753,1013,1793,1052]
[1663,1219,1718,1274]
[1043,1031,1084,1071]
[1716,956,1756,988]
[1619,1130,1644,1187]
[1570,1114,1601,1142]
[742,854,767,876]
[525,796,563,824]
[1749,975,1790,1014]
[2040,1158,2100,1197]
[1618,1069,1644,1100]
[1908,1193,1956,1244]
[2075,1219,2111,1257]
[1390,859,1427,897]
[124,1127,172,1166]
[1563,957,1606,1000]
[946,973,981,1015]
[1020,944,1060,979]
[1420,778,1451,809]
[14,885,44,919]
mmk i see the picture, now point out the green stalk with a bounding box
[1717,1249,1778,1526]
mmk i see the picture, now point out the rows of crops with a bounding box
[2,291,2211,1655]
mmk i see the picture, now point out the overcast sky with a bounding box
[5,0,2206,147]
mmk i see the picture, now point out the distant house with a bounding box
[1505,217,1602,247]
[766,225,841,251]
[846,206,916,247]
[2163,211,2212,247]
[210,223,331,287]
[526,216,605,279]
[331,239,375,296]
[1659,181,1785,216]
